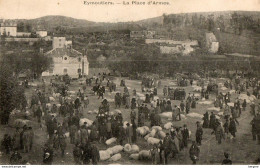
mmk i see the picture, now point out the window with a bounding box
[64,57,67,60]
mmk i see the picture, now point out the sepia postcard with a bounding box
[0,0,260,166]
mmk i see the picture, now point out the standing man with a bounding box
[43,144,54,165]
[229,118,237,139]
[195,122,203,146]
[126,123,133,144]
[91,143,100,165]
[182,124,189,148]
[163,133,173,165]
[189,141,200,165]
[222,152,232,165]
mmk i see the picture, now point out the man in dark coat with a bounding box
[158,139,164,164]
[209,112,216,129]
[82,142,92,164]
[36,106,42,123]
[189,141,200,164]
[10,149,22,164]
[91,143,100,165]
[73,143,82,164]
[182,124,189,148]
[132,121,137,143]
[43,144,54,165]
[195,122,203,145]
[202,112,209,128]
[118,124,125,145]
[180,101,185,113]
[222,152,232,165]
[186,101,190,114]
[59,135,67,157]
[229,118,237,138]
[1,134,12,154]
[20,125,27,150]
[70,124,77,144]
[163,133,174,165]
[47,116,55,140]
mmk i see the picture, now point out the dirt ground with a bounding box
[0,77,259,165]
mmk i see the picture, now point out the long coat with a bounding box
[215,125,224,142]
[90,125,99,141]
[22,130,30,149]
[91,145,100,164]
[13,131,21,149]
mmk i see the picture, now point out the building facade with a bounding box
[42,48,89,77]
[52,37,66,49]
[36,31,48,38]
[206,32,219,53]
[0,22,17,37]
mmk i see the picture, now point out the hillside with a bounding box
[1,11,259,55]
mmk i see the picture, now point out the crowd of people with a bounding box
[1,72,260,165]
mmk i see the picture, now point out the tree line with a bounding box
[163,12,260,34]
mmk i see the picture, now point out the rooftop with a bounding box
[45,48,83,57]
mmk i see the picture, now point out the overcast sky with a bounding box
[0,0,259,22]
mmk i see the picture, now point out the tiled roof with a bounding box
[45,48,82,57]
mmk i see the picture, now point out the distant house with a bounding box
[146,39,198,55]
[0,22,17,37]
[36,30,48,38]
[42,48,89,77]
[206,32,219,53]
[130,30,155,39]
[17,32,31,37]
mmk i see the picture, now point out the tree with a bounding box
[17,22,25,32]
[30,51,53,78]
[207,14,215,31]
[0,64,26,125]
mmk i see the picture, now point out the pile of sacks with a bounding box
[198,100,213,105]
[105,98,114,103]
[136,92,145,101]
[87,109,98,114]
[238,94,256,103]
[160,112,187,120]
[160,112,172,119]
[136,126,150,136]
[207,107,221,112]
[124,144,140,153]
[100,145,123,161]
[79,118,93,127]
[28,82,37,87]
[144,126,166,144]
[130,150,151,161]
[192,86,202,92]
[106,137,117,145]
[220,86,227,90]
[187,113,203,119]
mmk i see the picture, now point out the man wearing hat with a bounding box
[222,152,232,165]
[43,143,54,165]
[182,124,189,148]
[195,122,203,146]
[163,133,174,164]
[189,141,200,165]
[126,123,133,144]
